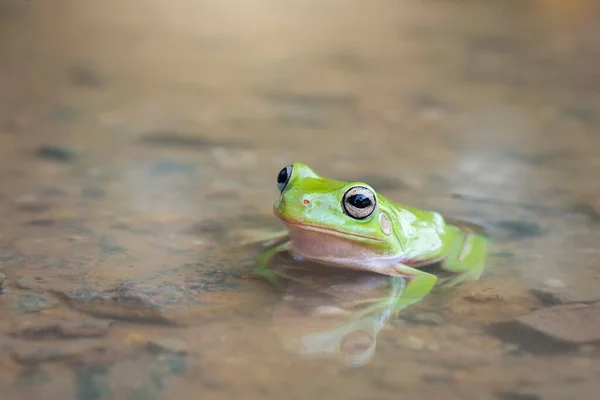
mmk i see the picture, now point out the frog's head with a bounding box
[273,163,401,257]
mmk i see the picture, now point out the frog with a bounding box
[254,162,488,307]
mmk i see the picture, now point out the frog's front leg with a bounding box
[439,226,488,287]
[373,263,438,309]
[253,239,292,287]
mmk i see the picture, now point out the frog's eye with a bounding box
[277,164,293,193]
[342,186,376,220]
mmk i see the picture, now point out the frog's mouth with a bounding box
[279,218,386,243]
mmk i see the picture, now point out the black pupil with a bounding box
[277,167,288,184]
[349,194,371,208]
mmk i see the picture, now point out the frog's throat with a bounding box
[279,218,387,243]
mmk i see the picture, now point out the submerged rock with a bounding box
[12,342,106,365]
[12,294,58,313]
[15,277,33,290]
[516,303,600,344]
[531,287,600,306]
[10,320,114,340]
[489,303,600,353]
[147,338,188,355]
[37,145,77,163]
[51,280,215,325]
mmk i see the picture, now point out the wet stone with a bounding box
[489,303,600,353]
[201,368,228,390]
[492,220,547,239]
[37,145,77,163]
[370,368,424,391]
[423,349,496,370]
[495,391,542,400]
[51,280,211,325]
[186,219,228,240]
[13,368,53,387]
[15,277,32,290]
[516,303,600,344]
[147,338,188,355]
[139,131,251,149]
[25,219,56,227]
[82,187,105,199]
[260,91,356,108]
[150,160,196,176]
[74,365,111,400]
[463,286,503,303]
[562,104,598,125]
[410,93,451,121]
[12,293,58,313]
[423,372,454,385]
[59,320,113,339]
[327,52,367,72]
[504,149,570,166]
[531,287,600,306]
[542,279,565,289]
[47,105,78,123]
[11,320,114,340]
[68,64,104,87]
[573,195,600,220]
[15,201,51,213]
[12,343,105,365]
[400,310,445,325]
[396,335,426,350]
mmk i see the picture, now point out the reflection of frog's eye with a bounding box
[277,164,293,192]
[342,186,376,220]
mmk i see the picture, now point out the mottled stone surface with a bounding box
[1,0,600,399]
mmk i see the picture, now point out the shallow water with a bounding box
[1,0,600,399]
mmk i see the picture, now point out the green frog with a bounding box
[255,163,488,305]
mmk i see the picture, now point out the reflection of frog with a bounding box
[255,253,414,367]
[255,163,489,307]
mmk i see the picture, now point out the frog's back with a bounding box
[379,196,448,262]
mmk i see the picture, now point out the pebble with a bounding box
[12,294,58,313]
[462,286,503,303]
[37,145,77,163]
[15,277,32,290]
[312,305,351,317]
[543,278,566,288]
[15,201,51,213]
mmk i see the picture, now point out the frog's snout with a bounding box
[274,194,312,218]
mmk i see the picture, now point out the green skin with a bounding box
[255,163,488,306]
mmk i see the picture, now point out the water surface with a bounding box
[1,0,600,399]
